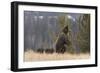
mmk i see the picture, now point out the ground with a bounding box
[24,50,90,62]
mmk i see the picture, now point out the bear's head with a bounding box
[63,25,68,34]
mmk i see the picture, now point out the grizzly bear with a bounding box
[45,48,54,54]
[55,26,70,54]
[36,48,44,53]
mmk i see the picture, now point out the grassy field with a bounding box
[24,50,90,62]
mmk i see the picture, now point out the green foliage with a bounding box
[58,14,66,28]
[65,44,75,54]
[77,14,90,53]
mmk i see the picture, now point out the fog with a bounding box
[24,11,80,51]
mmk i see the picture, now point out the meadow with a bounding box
[24,50,90,62]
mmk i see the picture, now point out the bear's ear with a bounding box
[65,26,68,29]
[63,25,68,34]
[64,25,68,30]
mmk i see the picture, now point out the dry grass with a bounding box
[24,50,90,62]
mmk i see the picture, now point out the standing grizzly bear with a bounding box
[55,26,70,54]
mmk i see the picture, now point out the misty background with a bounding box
[24,11,90,53]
